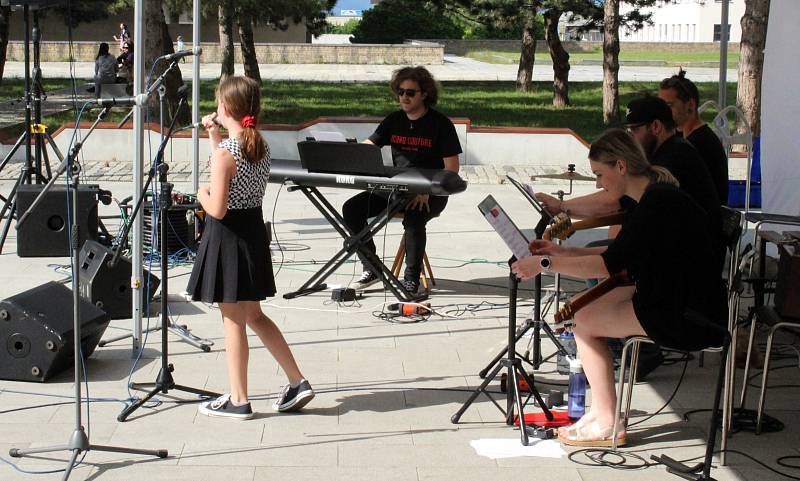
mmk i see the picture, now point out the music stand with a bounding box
[476,177,568,377]
[451,196,553,445]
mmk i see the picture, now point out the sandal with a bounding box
[557,412,596,439]
[558,418,626,447]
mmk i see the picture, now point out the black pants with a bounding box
[342,191,447,281]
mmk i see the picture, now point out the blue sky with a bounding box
[331,0,374,16]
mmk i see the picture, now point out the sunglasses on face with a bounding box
[396,88,421,98]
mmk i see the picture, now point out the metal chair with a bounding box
[611,206,744,471]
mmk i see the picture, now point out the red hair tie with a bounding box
[241,115,256,128]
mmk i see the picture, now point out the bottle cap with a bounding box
[568,357,583,373]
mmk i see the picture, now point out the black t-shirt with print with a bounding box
[686,124,729,205]
[368,108,462,170]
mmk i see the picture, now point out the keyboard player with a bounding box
[342,66,462,295]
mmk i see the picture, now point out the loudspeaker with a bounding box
[776,242,800,319]
[0,281,110,382]
[78,240,160,320]
[15,184,99,258]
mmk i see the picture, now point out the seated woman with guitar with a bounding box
[511,129,727,447]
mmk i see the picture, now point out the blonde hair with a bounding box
[588,129,678,186]
[216,76,266,163]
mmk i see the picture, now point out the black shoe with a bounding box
[272,380,315,412]
[198,393,254,420]
[355,270,379,288]
[401,278,419,294]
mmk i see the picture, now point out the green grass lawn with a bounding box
[1,79,738,142]
[467,49,740,68]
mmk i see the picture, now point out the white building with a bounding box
[620,0,746,43]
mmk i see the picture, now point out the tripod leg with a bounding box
[518,368,553,420]
[507,366,530,446]
[60,448,81,481]
[478,320,534,378]
[89,444,168,458]
[451,362,504,424]
[117,384,164,422]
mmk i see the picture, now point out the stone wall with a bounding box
[6,41,444,65]
[430,39,739,56]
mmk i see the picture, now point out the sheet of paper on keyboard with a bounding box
[483,208,530,260]
[311,131,347,142]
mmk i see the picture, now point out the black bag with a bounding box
[776,241,800,319]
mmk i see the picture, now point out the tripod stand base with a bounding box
[9,427,167,480]
[117,365,219,422]
[98,321,213,352]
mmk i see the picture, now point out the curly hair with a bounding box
[389,66,440,107]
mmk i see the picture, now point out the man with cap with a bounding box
[535,96,723,380]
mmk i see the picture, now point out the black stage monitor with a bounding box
[298,140,386,177]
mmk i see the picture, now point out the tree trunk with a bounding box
[0,6,11,85]
[516,10,536,92]
[544,9,569,107]
[736,0,770,138]
[144,0,189,125]
[218,1,235,79]
[238,8,261,82]
[602,0,620,125]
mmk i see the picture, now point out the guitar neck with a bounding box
[569,213,625,232]
[555,271,629,322]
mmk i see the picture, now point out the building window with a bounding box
[714,24,732,42]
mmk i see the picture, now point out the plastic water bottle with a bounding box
[568,358,586,421]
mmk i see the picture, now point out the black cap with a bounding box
[625,96,674,126]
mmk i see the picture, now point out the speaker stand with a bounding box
[8,133,166,481]
[0,6,64,255]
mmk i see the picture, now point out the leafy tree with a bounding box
[326,18,360,35]
[351,0,464,44]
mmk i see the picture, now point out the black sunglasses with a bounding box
[396,88,420,98]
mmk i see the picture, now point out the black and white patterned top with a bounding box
[219,137,271,210]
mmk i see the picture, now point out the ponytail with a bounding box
[240,126,267,164]
[649,165,679,187]
[216,76,268,163]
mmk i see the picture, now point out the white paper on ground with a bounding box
[470,438,566,459]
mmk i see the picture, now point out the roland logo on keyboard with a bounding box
[335,175,356,185]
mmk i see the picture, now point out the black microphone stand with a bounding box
[116,95,218,422]
[451,254,554,446]
[8,107,167,480]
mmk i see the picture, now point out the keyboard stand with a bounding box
[282,184,427,302]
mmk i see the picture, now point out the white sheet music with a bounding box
[310,131,347,142]
[483,206,531,260]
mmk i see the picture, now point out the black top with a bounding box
[602,183,728,351]
[651,133,725,271]
[686,124,729,205]
[369,108,462,170]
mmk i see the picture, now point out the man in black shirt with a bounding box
[342,66,462,294]
[659,69,729,204]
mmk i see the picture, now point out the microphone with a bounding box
[178,117,221,131]
[85,94,146,108]
[163,47,202,62]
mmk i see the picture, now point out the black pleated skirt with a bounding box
[186,207,276,303]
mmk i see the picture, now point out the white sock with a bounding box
[230,398,248,406]
[290,379,305,388]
